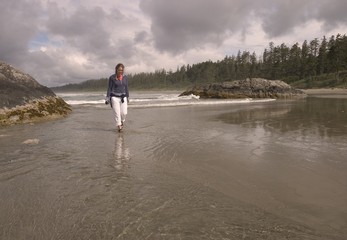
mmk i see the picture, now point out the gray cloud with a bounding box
[140,0,254,53]
[0,0,346,87]
[315,0,347,30]
[46,3,112,55]
[0,0,42,62]
[134,31,150,44]
[256,0,347,37]
[141,0,347,53]
[256,0,311,37]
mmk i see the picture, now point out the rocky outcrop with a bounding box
[0,61,71,126]
[180,78,306,99]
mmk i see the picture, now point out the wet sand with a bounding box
[0,96,347,239]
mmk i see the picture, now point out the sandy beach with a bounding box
[302,88,347,97]
[1,92,346,239]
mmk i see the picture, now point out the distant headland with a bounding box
[179,78,306,99]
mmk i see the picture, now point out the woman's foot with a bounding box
[117,125,123,132]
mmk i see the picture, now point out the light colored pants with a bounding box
[111,96,128,126]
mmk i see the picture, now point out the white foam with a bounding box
[61,91,275,107]
[66,100,105,105]
[129,98,275,108]
[57,92,105,97]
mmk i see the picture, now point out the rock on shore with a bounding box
[0,61,71,126]
[179,78,306,99]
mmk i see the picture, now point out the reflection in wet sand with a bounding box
[113,134,131,171]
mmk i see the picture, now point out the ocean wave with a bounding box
[61,92,275,107]
[129,98,275,108]
[66,100,105,105]
[57,92,105,97]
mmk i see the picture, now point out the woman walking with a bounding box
[105,63,129,132]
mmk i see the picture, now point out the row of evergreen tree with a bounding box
[128,33,347,89]
[52,33,347,92]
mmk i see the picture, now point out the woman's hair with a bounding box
[115,63,125,74]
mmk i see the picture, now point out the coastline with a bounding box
[302,88,347,95]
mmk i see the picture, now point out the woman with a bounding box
[105,63,129,132]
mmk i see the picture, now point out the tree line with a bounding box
[52,33,347,92]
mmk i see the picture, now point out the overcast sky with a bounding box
[1,0,346,87]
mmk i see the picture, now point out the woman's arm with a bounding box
[105,76,113,104]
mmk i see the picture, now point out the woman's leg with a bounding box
[120,97,128,125]
[111,97,122,127]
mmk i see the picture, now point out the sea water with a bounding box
[57,91,275,108]
[1,91,347,239]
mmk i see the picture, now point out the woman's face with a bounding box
[116,67,124,77]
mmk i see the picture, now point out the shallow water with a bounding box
[0,95,347,239]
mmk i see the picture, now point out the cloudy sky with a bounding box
[1,0,346,87]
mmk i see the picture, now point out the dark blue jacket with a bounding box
[106,74,129,105]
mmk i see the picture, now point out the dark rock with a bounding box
[0,61,71,126]
[179,78,306,99]
[0,61,57,108]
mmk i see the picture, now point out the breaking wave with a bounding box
[57,92,275,108]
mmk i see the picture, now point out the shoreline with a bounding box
[301,88,347,95]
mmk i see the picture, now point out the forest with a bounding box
[52,33,347,92]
